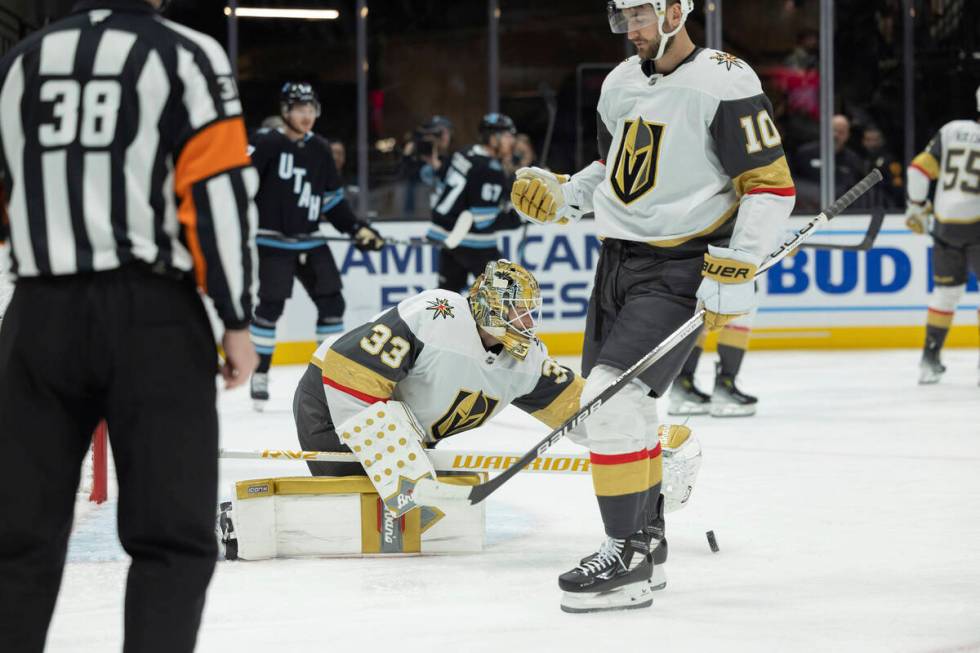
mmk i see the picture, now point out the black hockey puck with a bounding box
[706,530,719,553]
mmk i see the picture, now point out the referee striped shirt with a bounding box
[0,0,256,328]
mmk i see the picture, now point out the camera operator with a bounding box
[402,115,454,188]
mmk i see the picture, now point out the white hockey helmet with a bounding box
[607,0,694,61]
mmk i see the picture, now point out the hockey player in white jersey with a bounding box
[511,0,795,612]
[291,259,584,475]
[906,85,980,385]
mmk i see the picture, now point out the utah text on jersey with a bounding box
[277,151,321,221]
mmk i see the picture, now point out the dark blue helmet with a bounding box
[280,82,321,117]
[424,115,454,132]
[479,113,516,139]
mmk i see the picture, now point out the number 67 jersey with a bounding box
[312,290,584,444]
[573,48,796,260]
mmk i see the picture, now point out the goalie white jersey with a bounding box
[312,290,583,444]
[568,48,795,259]
[908,119,980,245]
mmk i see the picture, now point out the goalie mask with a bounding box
[468,260,542,361]
[607,0,694,61]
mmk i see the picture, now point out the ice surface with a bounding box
[50,350,980,652]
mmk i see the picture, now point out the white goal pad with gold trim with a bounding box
[230,474,487,560]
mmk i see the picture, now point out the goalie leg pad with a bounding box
[337,401,435,517]
[228,475,486,560]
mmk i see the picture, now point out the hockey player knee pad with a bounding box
[929,284,965,313]
[254,299,286,324]
[314,292,345,322]
[576,364,648,453]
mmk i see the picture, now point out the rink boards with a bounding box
[255,215,979,364]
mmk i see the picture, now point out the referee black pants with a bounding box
[0,266,219,653]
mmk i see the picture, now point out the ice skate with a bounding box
[560,531,654,613]
[918,349,945,385]
[711,364,757,417]
[668,373,710,416]
[216,501,238,561]
[250,373,269,411]
[577,520,667,591]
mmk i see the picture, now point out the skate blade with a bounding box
[252,399,268,412]
[668,400,710,416]
[650,565,667,592]
[560,581,654,614]
[918,371,943,385]
[710,403,756,417]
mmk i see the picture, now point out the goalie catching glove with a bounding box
[696,245,760,331]
[510,167,584,225]
[336,400,436,517]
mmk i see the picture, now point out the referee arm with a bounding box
[170,36,259,386]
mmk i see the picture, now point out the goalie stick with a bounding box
[800,208,885,252]
[412,169,884,508]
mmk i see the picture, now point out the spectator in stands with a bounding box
[261,115,285,131]
[401,115,454,215]
[792,114,866,210]
[784,28,819,71]
[861,126,904,208]
[509,133,539,175]
[331,140,346,174]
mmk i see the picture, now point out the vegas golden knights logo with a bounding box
[432,389,500,440]
[611,118,665,205]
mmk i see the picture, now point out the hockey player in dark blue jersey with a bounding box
[248,82,385,409]
[426,113,523,291]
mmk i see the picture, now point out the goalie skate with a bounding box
[710,366,757,417]
[668,373,710,415]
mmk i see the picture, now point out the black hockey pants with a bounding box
[0,266,219,653]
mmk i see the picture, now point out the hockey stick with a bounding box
[413,169,884,507]
[219,447,591,475]
[800,208,885,252]
[256,230,441,249]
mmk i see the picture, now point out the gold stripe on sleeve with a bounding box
[911,152,940,180]
[732,156,794,196]
[532,376,585,429]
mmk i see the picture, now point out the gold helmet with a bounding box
[468,260,542,360]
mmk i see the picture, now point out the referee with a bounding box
[0,1,258,651]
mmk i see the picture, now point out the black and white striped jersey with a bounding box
[0,0,257,328]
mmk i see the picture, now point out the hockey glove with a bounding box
[510,167,581,225]
[904,200,932,235]
[353,222,385,251]
[695,245,760,331]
